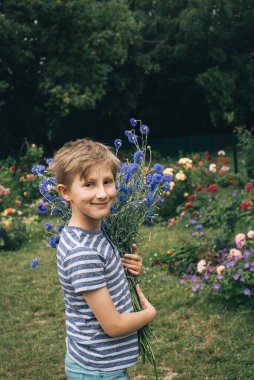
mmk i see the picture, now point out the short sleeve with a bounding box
[63,247,106,293]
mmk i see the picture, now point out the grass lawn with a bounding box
[1,223,254,380]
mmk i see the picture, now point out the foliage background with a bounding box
[1,0,254,156]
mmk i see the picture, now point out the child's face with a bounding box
[66,162,116,230]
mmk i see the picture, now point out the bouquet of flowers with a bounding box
[31,118,172,379]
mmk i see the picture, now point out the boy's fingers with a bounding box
[131,243,138,254]
[123,254,142,261]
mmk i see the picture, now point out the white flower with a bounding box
[217,265,225,274]
[209,163,217,173]
[163,167,174,175]
[175,171,186,181]
[217,150,226,156]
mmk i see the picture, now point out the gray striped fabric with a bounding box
[57,226,139,371]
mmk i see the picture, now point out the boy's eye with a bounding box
[83,182,94,187]
[104,179,114,184]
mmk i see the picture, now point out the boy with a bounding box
[49,139,156,380]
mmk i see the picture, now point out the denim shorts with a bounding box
[65,352,130,380]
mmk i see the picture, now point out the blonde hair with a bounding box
[49,139,120,188]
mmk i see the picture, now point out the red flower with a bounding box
[217,157,230,165]
[192,210,198,216]
[204,151,212,161]
[10,165,15,172]
[196,185,203,192]
[184,202,193,209]
[15,200,21,206]
[188,194,196,201]
[240,200,252,210]
[245,182,252,191]
[207,184,219,193]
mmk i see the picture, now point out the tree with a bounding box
[0,0,139,154]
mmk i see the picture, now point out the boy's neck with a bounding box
[68,217,102,232]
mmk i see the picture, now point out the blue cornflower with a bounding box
[150,174,163,191]
[39,178,50,195]
[163,174,172,182]
[45,158,53,165]
[153,164,164,174]
[31,164,46,175]
[146,192,154,207]
[195,224,203,230]
[51,208,60,214]
[110,206,118,214]
[213,283,221,290]
[114,139,122,149]
[130,118,137,127]
[38,203,48,213]
[146,210,155,224]
[140,124,149,135]
[31,257,39,268]
[117,194,127,202]
[233,272,240,280]
[133,150,144,164]
[203,272,210,280]
[188,218,196,225]
[120,163,128,173]
[124,163,138,182]
[156,195,164,203]
[49,235,60,248]
[124,130,137,144]
[164,182,170,191]
[119,184,128,193]
[44,222,54,231]
[146,173,153,184]
[57,224,65,233]
[152,173,163,183]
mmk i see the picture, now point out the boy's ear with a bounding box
[57,184,71,202]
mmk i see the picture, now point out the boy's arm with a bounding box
[83,284,156,338]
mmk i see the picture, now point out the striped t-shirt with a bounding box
[57,225,139,371]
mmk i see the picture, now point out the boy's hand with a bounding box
[135,284,156,321]
[121,244,142,276]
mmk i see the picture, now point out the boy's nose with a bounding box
[96,185,107,199]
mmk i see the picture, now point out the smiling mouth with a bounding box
[91,202,109,205]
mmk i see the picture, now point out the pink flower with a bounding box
[220,165,230,174]
[247,231,254,239]
[240,200,252,210]
[180,211,185,217]
[245,182,252,191]
[229,248,242,259]
[15,200,22,206]
[197,260,206,273]
[9,165,15,172]
[235,233,246,249]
